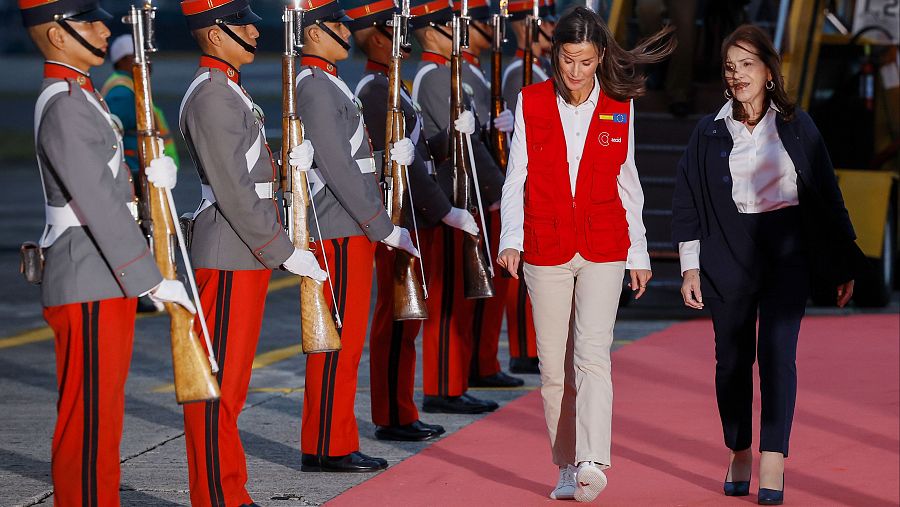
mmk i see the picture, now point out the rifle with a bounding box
[522,0,540,87]
[383,0,428,320]
[125,1,220,404]
[451,0,495,299]
[489,0,510,170]
[281,0,342,353]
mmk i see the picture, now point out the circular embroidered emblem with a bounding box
[327,63,335,73]
[76,75,86,86]
[226,67,236,78]
[598,132,610,147]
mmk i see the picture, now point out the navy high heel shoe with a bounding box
[723,462,750,496]
[757,474,784,505]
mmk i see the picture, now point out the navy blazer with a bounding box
[671,107,865,300]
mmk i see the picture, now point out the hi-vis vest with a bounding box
[521,80,631,266]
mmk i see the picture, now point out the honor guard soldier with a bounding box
[452,0,522,389]
[19,0,193,504]
[501,0,552,111]
[410,0,505,414]
[178,0,324,504]
[295,0,420,472]
[349,0,480,441]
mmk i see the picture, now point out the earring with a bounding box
[766,80,775,90]
[724,89,733,99]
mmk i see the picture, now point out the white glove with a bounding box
[389,137,416,166]
[146,155,178,190]
[149,279,196,314]
[442,207,479,236]
[493,108,514,133]
[454,110,476,135]
[382,225,420,257]
[289,140,315,172]
[283,248,327,282]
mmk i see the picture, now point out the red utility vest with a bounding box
[521,80,631,266]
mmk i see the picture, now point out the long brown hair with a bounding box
[721,24,795,124]
[550,6,676,103]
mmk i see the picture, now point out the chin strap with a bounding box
[316,20,351,52]
[471,22,491,43]
[216,21,257,54]
[57,19,106,59]
[430,23,454,42]
[539,26,552,43]
[376,25,412,54]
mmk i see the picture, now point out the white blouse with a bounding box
[498,77,651,270]
[679,101,799,274]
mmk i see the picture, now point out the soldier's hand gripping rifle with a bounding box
[489,0,510,170]
[126,1,221,404]
[384,0,429,320]
[281,0,342,353]
[451,0,495,299]
[522,0,540,87]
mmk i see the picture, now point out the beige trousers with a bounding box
[523,255,625,468]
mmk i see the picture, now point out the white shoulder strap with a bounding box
[502,59,522,91]
[411,63,438,106]
[353,73,376,99]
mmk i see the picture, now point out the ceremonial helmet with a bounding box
[19,0,111,27]
[180,0,262,30]
[506,0,538,21]
[452,0,490,21]
[409,0,453,29]
[344,0,397,32]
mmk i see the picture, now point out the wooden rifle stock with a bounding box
[451,14,495,299]
[489,13,509,171]
[282,4,341,353]
[384,38,428,320]
[129,4,220,404]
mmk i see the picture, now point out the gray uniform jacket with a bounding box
[501,56,550,112]
[354,66,452,230]
[462,57,492,124]
[179,67,294,271]
[296,64,394,242]
[35,76,162,307]
[412,57,505,206]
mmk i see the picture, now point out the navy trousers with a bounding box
[705,206,808,456]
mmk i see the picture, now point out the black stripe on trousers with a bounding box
[318,239,348,457]
[81,302,100,507]
[206,271,232,506]
[438,227,455,396]
[387,321,404,426]
[515,280,529,359]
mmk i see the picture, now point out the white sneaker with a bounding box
[574,461,608,502]
[549,464,577,500]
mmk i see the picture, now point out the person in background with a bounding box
[636,0,697,117]
[672,25,865,505]
[498,6,673,502]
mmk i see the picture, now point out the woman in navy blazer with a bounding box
[671,25,864,505]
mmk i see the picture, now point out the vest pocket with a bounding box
[590,165,619,203]
[524,210,559,255]
[586,212,629,256]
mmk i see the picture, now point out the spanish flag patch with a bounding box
[598,113,628,123]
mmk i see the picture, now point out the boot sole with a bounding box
[574,467,607,502]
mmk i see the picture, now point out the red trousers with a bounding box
[369,236,430,427]
[44,297,137,507]
[422,225,476,397]
[470,209,507,378]
[183,269,271,507]
[302,236,376,457]
[506,277,537,360]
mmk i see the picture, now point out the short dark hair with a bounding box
[721,24,795,124]
[550,6,675,103]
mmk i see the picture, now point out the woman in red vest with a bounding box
[497,6,673,503]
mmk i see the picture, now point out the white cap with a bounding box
[109,34,135,65]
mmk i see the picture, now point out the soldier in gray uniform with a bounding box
[294,0,420,473]
[177,0,325,504]
[19,1,193,504]
[410,0,506,414]
[501,0,552,111]
[349,0,482,442]
[452,0,523,389]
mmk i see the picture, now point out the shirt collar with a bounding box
[301,55,339,76]
[421,51,450,66]
[715,99,781,121]
[200,54,240,84]
[44,61,94,92]
[365,59,389,74]
[557,76,600,109]
[462,51,480,67]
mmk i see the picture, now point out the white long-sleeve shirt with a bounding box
[679,101,799,274]
[498,77,651,270]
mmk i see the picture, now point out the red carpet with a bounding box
[330,315,899,506]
